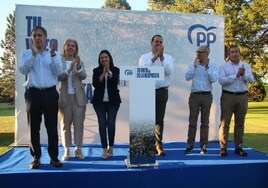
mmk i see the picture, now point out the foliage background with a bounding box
[0,0,267,102]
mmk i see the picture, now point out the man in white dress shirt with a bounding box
[139,35,174,156]
[184,45,218,154]
[218,45,254,157]
[19,26,63,169]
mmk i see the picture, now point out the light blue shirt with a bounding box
[139,51,174,89]
[185,61,218,92]
[19,48,63,88]
[218,60,254,92]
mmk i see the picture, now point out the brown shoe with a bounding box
[220,148,228,157]
[156,145,166,156]
[29,159,40,169]
[50,159,63,167]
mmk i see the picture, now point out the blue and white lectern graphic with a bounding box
[121,66,164,167]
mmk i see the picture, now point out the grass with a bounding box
[0,102,268,154]
[230,102,268,154]
[0,103,15,154]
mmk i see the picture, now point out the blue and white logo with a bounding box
[188,24,217,47]
[124,69,133,76]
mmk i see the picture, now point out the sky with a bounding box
[0,0,148,57]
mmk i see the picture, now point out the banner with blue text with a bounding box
[15,5,224,145]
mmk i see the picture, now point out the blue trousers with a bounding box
[93,102,120,148]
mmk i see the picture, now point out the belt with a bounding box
[28,86,56,92]
[156,87,168,91]
[222,90,248,95]
[192,91,211,95]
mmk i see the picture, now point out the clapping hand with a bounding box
[102,62,112,77]
[203,57,209,69]
[73,55,80,66]
[29,38,38,56]
[50,39,57,56]
[239,64,245,76]
[194,57,200,68]
[237,64,245,77]
[157,44,164,61]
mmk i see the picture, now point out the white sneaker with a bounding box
[107,146,113,157]
[62,148,70,161]
[74,147,84,160]
[102,148,108,159]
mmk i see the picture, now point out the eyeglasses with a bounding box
[196,51,206,53]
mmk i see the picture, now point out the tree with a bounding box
[102,0,131,10]
[147,0,175,11]
[149,0,268,101]
[0,11,15,103]
[248,74,266,102]
[149,0,268,77]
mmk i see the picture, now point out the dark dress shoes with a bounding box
[235,147,248,157]
[185,145,194,154]
[29,159,40,169]
[50,159,63,167]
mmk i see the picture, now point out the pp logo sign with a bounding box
[188,24,217,47]
[124,69,133,76]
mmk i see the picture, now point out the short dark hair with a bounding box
[31,26,47,37]
[228,45,240,54]
[151,34,163,43]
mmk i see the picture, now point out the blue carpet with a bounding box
[0,141,267,188]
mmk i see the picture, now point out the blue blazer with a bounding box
[91,66,121,106]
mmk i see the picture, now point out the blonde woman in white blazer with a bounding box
[58,39,87,160]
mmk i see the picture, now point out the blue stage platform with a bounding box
[0,141,267,188]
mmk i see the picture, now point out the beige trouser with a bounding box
[219,92,248,149]
[59,94,86,148]
[187,93,212,147]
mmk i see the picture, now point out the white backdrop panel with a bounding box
[15,5,224,145]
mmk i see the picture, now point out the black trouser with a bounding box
[25,86,59,161]
[155,88,168,146]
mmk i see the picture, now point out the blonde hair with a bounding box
[61,38,79,59]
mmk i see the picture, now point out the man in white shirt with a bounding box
[185,45,218,154]
[218,45,254,157]
[19,26,63,169]
[139,35,174,156]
